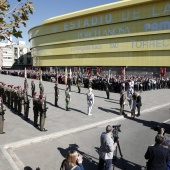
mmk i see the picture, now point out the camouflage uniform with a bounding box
[31,81,35,97]
[23,89,30,120]
[33,93,39,127]
[0,97,5,134]
[65,87,71,111]
[54,83,59,107]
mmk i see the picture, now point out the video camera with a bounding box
[112,124,121,142]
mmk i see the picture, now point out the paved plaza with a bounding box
[0,74,170,170]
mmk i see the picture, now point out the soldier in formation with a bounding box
[33,92,39,127]
[67,74,72,91]
[31,80,35,97]
[22,88,30,121]
[65,86,71,111]
[76,75,82,93]
[38,94,48,131]
[17,86,22,115]
[24,78,29,93]
[39,82,44,94]
[0,97,6,134]
[54,83,59,107]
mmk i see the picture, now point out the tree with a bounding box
[0,0,33,41]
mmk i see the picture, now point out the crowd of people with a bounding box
[1,69,170,170]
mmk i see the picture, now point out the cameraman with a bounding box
[98,125,117,170]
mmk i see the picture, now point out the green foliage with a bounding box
[0,0,34,41]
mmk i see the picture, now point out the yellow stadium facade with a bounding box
[29,0,170,68]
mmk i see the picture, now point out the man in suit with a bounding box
[136,92,142,117]
[145,134,170,170]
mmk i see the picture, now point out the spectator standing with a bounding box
[145,134,170,170]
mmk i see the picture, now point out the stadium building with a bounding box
[28,0,170,76]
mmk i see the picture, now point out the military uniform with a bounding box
[31,81,35,97]
[54,83,59,107]
[87,88,94,115]
[38,94,47,131]
[65,87,71,111]
[119,90,126,115]
[33,93,39,127]
[10,85,14,110]
[39,82,44,94]
[67,77,72,91]
[0,98,5,134]
[76,76,82,93]
[17,87,22,115]
[14,87,18,112]
[23,89,30,120]
[24,79,29,90]
[2,84,7,104]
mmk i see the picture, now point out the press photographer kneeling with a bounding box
[98,125,117,170]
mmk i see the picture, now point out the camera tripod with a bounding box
[112,139,126,170]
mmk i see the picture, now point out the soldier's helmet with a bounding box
[23,89,26,93]
[39,94,43,99]
[33,92,37,96]
[55,83,58,86]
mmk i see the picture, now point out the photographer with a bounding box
[60,150,84,170]
[98,125,117,170]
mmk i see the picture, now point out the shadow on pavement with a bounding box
[70,107,87,115]
[98,107,120,115]
[125,116,170,134]
[113,157,145,170]
[58,144,98,170]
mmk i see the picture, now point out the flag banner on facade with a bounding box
[40,70,42,82]
[24,67,27,79]
[65,66,68,85]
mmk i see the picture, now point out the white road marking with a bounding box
[163,119,170,123]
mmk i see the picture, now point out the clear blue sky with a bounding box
[8,0,119,45]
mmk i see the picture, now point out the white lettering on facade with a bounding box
[64,23,68,31]
[164,3,170,14]
[110,43,118,48]
[70,22,75,29]
[144,21,170,31]
[92,16,98,26]
[83,19,89,27]
[133,9,140,19]
[131,40,170,48]
[152,6,159,17]
[105,14,112,23]
[122,10,129,21]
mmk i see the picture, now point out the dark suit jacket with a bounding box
[136,95,142,106]
[145,144,170,170]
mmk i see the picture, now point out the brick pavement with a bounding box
[0,74,170,170]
